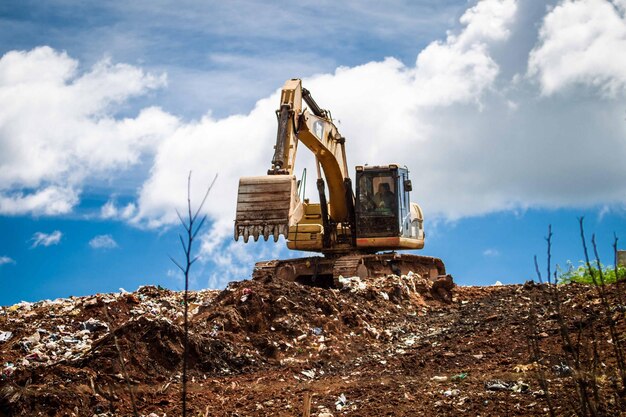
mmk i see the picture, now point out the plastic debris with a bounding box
[444,388,460,397]
[338,276,367,292]
[553,363,572,376]
[485,379,529,393]
[511,381,529,393]
[485,380,510,391]
[335,393,347,411]
[80,318,109,332]
[2,362,16,379]
[0,331,12,343]
[301,369,316,379]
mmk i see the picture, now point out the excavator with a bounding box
[234,79,453,300]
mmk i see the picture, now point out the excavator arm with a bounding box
[234,78,354,243]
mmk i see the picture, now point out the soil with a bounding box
[1,275,625,416]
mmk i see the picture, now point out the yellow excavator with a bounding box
[234,79,453,299]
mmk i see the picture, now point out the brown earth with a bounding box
[1,274,625,416]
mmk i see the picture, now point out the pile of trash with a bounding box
[1,274,624,416]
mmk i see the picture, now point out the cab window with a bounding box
[358,172,396,216]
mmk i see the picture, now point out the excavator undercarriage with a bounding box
[251,253,454,302]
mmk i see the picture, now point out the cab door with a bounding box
[397,168,411,238]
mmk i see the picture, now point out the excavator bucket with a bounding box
[234,175,303,243]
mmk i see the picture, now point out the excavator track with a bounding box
[250,253,454,302]
[332,256,363,286]
[251,260,280,282]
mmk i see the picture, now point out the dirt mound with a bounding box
[1,277,625,416]
[78,316,258,379]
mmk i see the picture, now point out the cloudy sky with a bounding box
[1,0,625,305]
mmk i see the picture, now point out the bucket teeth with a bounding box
[234,223,288,243]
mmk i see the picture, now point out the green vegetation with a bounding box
[559,261,626,285]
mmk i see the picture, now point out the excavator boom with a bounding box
[234,78,352,243]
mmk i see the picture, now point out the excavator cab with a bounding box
[354,164,424,250]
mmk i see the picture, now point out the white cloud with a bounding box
[0,186,79,215]
[0,46,178,216]
[89,234,118,249]
[0,256,15,265]
[31,230,62,248]
[101,199,137,220]
[100,200,118,219]
[528,0,626,95]
[483,248,500,257]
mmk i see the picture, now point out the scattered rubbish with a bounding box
[444,388,460,397]
[403,335,418,346]
[511,381,529,393]
[0,272,618,415]
[80,318,109,332]
[514,363,537,373]
[301,369,316,379]
[335,393,347,411]
[553,363,572,376]
[23,331,41,345]
[485,379,529,393]
[338,276,366,292]
[2,362,15,379]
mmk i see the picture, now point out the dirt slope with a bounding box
[1,275,625,416]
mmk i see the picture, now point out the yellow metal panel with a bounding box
[356,236,424,250]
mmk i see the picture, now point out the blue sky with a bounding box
[1,0,625,305]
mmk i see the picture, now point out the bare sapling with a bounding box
[170,171,217,417]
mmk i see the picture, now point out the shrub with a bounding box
[559,260,626,285]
